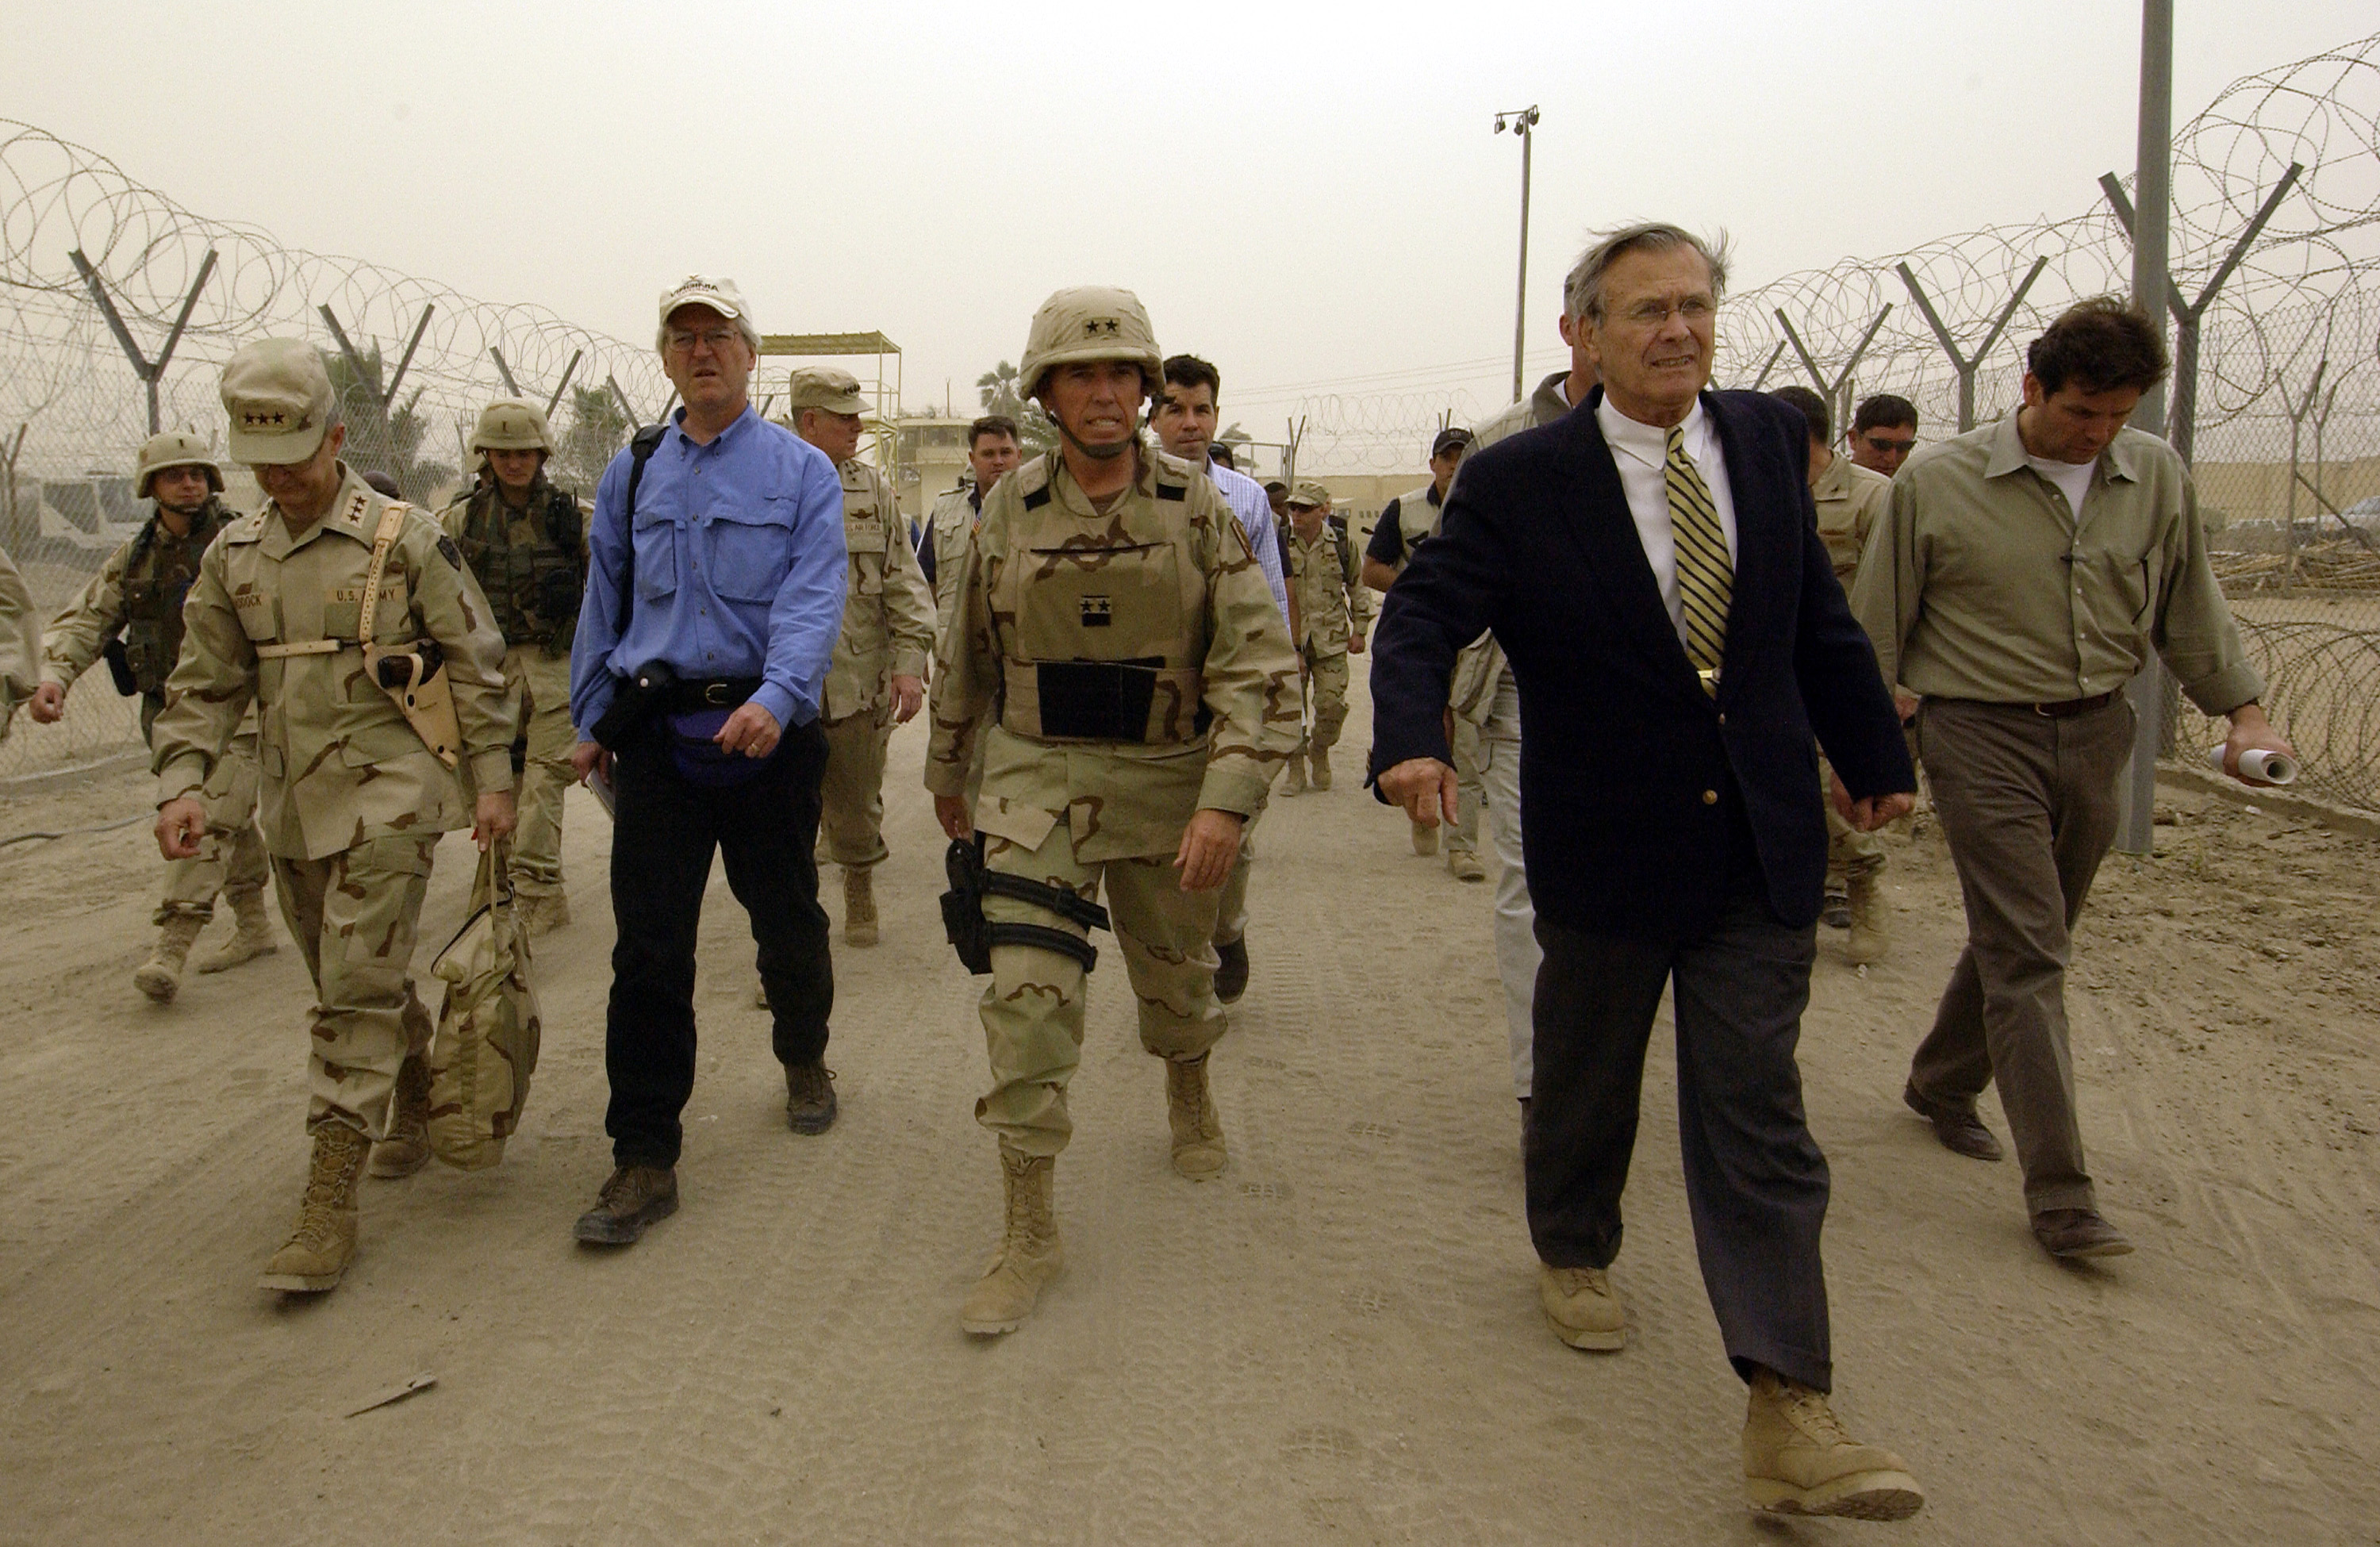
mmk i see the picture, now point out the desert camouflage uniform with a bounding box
[1285,517,1371,768]
[440,472,589,900]
[40,497,273,923]
[820,458,936,870]
[0,544,33,743]
[926,446,1299,1155]
[1811,453,1894,892]
[927,482,992,812]
[152,464,517,1138]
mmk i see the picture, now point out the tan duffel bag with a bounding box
[426,840,541,1169]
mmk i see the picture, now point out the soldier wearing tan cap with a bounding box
[440,398,592,935]
[34,431,279,1000]
[1279,481,1371,795]
[152,338,521,1295]
[787,366,935,949]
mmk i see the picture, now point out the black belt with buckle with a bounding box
[666,676,762,712]
[2031,690,2119,719]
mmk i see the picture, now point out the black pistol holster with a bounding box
[589,660,676,750]
[941,836,1110,974]
[102,637,140,697]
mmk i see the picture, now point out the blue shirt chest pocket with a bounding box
[704,497,795,603]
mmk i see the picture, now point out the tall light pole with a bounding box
[1495,106,1541,405]
[2117,0,2172,856]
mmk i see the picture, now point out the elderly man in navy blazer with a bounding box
[1372,224,1923,1522]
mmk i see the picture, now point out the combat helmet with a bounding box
[1018,286,1162,401]
[469,398,555,456]
[134,431,224,500]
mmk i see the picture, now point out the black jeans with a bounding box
[1527,868,1834,1391]
[604,716,834,1167]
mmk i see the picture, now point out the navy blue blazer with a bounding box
[1368,387,1914,939]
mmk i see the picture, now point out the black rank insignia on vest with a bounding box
[1079,596,1112,628]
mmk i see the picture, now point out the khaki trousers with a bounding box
[1297,644,1349,758]
[272,833,438,1139]
[818,703,892,870]
[1445,717,1484,855]
[1818,754,1886,893]
[153,721,270,924]
[505,647,577,897]
[1909,697,2132,1215]
[976,825,1227,1157]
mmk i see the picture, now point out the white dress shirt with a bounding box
[1594,394,1739,651]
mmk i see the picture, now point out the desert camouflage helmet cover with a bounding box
[134,431,224,499]
[1018,286,1162,400]
[469,398,555,455]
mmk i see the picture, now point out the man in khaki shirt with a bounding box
[1279,481,1371,793]
[789,367,936,948]
[1773,386,1893,965]
[1850,298,2294,1261]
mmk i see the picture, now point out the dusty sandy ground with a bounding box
[2,666,2376,1545]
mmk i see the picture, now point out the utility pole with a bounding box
[2116,0,2172,857]
[1495,106,1541,404]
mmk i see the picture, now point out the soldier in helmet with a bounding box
[927,286,1299,1336]
[439,398,592,934]
[33,431,278,1000]
[787,367,937,950]
[153,339,518,1294]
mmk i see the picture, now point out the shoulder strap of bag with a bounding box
[615,424,668,633]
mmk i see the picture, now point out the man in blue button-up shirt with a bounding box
[566,275,847,1248]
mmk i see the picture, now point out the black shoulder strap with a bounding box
[615,424,668,633]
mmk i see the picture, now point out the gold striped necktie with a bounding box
[1665,424,1731,695]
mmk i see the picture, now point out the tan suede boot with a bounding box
[194,888,278,974]
[1308,747,1332,790]
[259,1123,370,1293]
[1741,1368,1924,1520]
[1844,873,1887,966]
[368,1054,434,1179]
[133,915,207,1003]
[960,1145,1063,1335]
[1165,1053,1228,1179]
[843,866,878,947]
[1280,752,1307,797]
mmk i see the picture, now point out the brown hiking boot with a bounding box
[2033,1207,2133,1259]
[843,866,878,947]
[133,915,207,1003]
[194,888,278,973]
[369,1054,434,1179]
[1844,873,1887,965]
[1742,1368,1925,1521]
[961,1145,1063,1335]
[1411,819,1439,857]
[1280,752,1307,797]
[785,1061,838,1134]
[1165,1053,1227,1179]
[259,1123,370,1292]
[1309,747,1332,790]
[1538,1263,1626,1350]
[573,1164,679,1246]
[518,891,571,938]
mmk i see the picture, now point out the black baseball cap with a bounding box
[1431,427,1476,458]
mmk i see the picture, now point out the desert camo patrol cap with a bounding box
[1288,480,1332,509]
[221,339,336,465]
[786,367,868,416]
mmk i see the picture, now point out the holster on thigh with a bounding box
[942,836,1110,973]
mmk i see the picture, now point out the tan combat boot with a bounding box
[1448,846,1488,883]
[1844,873,1887,966]
[1280,751,1307,797]
[960,1145,1063,1336]
[194,888,278,974]
[1308,747,1332,790]
[1741,1368,1924,1520]
[843,866,878,947]
[368,1054,434,1179]
[1165,1053,1228,1179]
[133,914,208,1003]
[259,1123,370,1293]
[1538,1263,1626,1350]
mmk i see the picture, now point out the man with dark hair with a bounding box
[1852,295,2294,1261]
[1848,395,1919,479]
[1152,351,1292,1004]
[1375,221,1924,1520]
[923,416,1022,616]
[1772,386,1893,962]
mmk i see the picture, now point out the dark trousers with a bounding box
[1527,871,1833,1391]
[605,718,834,1167]
[1910,697,2132,1215]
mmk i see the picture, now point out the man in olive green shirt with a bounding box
[1850,298,2294,1262]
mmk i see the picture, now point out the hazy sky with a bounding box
[10,1,2372,459]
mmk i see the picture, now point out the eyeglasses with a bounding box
[1615,297,1716,327]
[666,327,742,354]
[1860,434,1917,454]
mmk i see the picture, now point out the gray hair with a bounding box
[654,310,762,359]
[1564,222,1733,322]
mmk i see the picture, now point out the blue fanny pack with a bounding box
[666,706,779,789]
